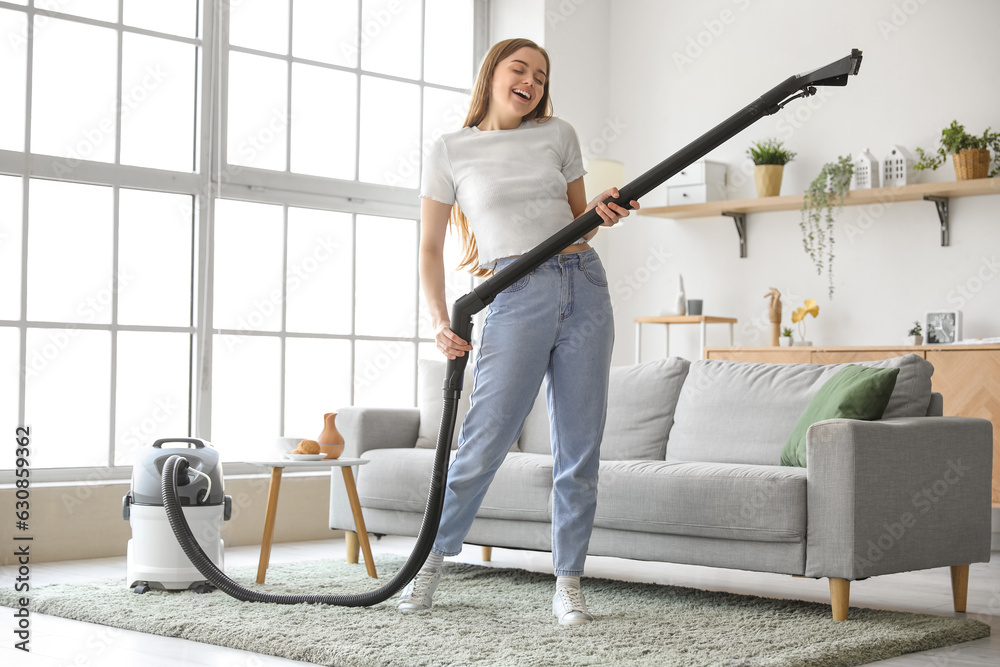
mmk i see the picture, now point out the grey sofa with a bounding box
[329,354,993,620]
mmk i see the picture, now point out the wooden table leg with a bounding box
[256,467,283,584]
[341,466,377,579]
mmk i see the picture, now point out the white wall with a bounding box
[490,0,1000,538]
[490,0,546,45]
[592,0,1000,364]
[493,0,1000,364]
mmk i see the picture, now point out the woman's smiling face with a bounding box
[489,46,548,119]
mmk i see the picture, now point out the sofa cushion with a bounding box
[593,460,806,542]
[478,453,553,522]
[414,358,480,450]
[519,358,691,459]
[667,354,933,465]
[780,365,899,467]
[357,449,552,523]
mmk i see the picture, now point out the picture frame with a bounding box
[924,311,962,345]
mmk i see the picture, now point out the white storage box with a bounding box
[665,160,727,206]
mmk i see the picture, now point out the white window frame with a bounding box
[0,0,490,484]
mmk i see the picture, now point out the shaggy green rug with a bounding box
[0,556,989,666]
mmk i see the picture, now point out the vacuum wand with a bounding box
[445,49,863,392]
[160,49,862,608]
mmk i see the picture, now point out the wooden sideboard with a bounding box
[704,345,1000,506]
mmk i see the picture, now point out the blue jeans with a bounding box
[432,249,614,576]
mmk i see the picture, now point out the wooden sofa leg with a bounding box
[829,578,850,621]
[951,565,970,612]
[345,530,360,564]
[482,546,492,562]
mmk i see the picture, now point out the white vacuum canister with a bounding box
[123,438,231,593]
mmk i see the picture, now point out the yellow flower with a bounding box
[792,299,819,323]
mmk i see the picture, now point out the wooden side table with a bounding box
[248,458,376,583]
[634,315,737,362]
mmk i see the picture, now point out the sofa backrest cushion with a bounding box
[779,364,900,467]
[414,358,478,450]
[666,353,934,465]
[519,357,691,460]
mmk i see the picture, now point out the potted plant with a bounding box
[800,155,854,299]
[906,321,923,346]
[780,327,794,347]
[914,120,1000,180]
[747,138,797,197]
[791,299,819,346]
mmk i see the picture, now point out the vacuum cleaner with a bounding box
[146,49,863,606]
[123,438,231,593]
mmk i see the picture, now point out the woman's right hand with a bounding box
[435,323,473,360]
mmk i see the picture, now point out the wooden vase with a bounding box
[754,164,784,197]
[317,412,345,459]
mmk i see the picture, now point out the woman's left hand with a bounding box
[586,187,640,227]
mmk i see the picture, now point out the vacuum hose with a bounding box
[161,395,459,606]
[159,49,862,607]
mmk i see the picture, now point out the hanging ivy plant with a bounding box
[800,155,854,299]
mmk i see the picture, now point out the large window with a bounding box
[0,1,485,480]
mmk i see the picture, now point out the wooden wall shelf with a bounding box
[638,177,1000,257]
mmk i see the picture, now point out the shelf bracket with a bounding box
[924,195,950,246]
[721,212,748,258]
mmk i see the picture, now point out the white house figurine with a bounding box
[851,148,879,189]
[882,145,917,187]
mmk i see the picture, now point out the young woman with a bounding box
[404,37,638,625]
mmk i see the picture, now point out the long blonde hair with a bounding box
[452,38,554,277]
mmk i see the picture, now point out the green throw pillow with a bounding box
[780,365,899,467]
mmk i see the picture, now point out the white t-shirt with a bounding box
[420,117,587,270]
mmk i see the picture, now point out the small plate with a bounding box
[284,453,328,461]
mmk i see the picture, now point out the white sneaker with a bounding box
[397,568,442,613]
[552,585,594,625]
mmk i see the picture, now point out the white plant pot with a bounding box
[779,337,793,347]
[906,335,923,346]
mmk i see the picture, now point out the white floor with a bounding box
[2,536,997,666]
